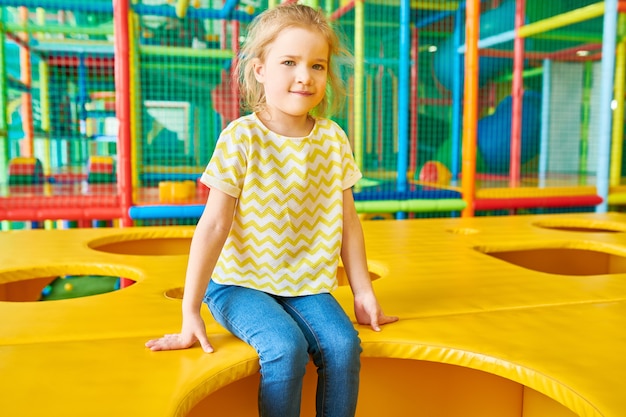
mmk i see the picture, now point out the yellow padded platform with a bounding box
[1,213,625,416]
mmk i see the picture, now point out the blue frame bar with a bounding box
[450,6,463,183]
[458,29,516,53]
[538,59,551,187]
[129,205,205,220]
[397,0,410,196]
[0,0,113,13]
[596,0,618,212]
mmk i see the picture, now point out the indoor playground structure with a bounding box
[1,0,626,416]
[4,0,626,226]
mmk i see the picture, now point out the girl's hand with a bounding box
[145,313,214,353]
[354,292,399,332]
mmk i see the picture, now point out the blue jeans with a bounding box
[205,281,362,417]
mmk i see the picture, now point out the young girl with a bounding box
[146,3,398,416]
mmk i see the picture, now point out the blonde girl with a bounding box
[146,4,397,416]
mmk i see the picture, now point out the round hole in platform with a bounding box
[165,287,185,300]
[186,358,578,417]
[533,218,626,233]
[89,235,192,256]
[447,227,480,235]
[0,267,138,302]
[475,244,626,276]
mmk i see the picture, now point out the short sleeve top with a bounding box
[201,113,362,296]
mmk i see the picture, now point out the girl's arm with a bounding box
[145,187,236,352]
[341,188,398,331]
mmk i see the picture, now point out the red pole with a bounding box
[409,27,419,174]
[330,0,355,21]
[113,0,133,228]
[509,0,526,188]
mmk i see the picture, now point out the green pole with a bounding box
[0,8,9,186]
[139,45,233,59]
[579,60,593,184]
[5,22,113,36]
[0,7,9,230]
[327,0,334,16]
[610,13,626,187]
[353,0,364,169]
[130,10,143,188]
[300,0,319,8]
[141,63,223,72]
[354,199,467,213]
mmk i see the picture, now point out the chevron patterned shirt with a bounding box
[201,113,362,296]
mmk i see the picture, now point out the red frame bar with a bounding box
[48,56,115,68]
[474,195,603,211]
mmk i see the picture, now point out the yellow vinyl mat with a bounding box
[1,212,625,417]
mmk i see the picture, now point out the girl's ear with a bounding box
[252,58,265,83]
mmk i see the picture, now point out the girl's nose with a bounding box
[296,66,312,84]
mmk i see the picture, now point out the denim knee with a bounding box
[258,332,309,381]
[322,329,362,370]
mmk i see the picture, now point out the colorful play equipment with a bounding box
[0,0,254,227]
[1,212,625,416]
[7,156,44,185]
[429,0,618,215]
[433,0,519,92]
[158,180,196,203]
[87,156,116,184]
[476,91,542,174]
[2,1,624,226]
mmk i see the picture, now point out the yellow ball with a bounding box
[64,283,73,291]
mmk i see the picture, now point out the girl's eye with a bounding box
[313,64,325,71]
[283,60,295,66]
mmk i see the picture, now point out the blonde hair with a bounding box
[235,3,349,117]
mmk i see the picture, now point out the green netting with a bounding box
[0,0,619,228]
[2,3,115,176]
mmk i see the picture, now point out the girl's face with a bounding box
[253,26,329,121]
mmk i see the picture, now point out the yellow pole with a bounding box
[610,13,626,186]
[129,10,142,203]
[39,61,50,170]
[39,60,56,230]
[175,0,190,18]
[518,2,604,38]
[412,1,459,11]
[19,7,33,157]
[35,8,55,229]
[367,0,459,11]
[35,8,51,178]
